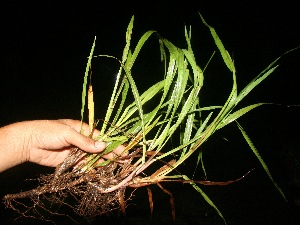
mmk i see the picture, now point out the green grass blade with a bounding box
[122,16,134,64]
[193,150,206,179]
[217,103,269,130]
[127,30,156,71]
[97,58,126,134]
[111,77,130,125]
[200,13,235,73]
[183,175,227,225]
[80,37,96,132]
[198,15,239,138]
[99,16,135,134]
[236,66,278,105]
[116,80,165,128]
[236,122,287,200]
[180,106,195,157]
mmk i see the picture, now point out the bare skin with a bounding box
[0,119,125,172]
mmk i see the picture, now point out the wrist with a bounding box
[0,122,29,172]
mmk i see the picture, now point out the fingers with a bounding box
[114,145,127,155]
[58,119,126,159]
[61,122,106,153]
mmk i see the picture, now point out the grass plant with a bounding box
[3,14,296,224]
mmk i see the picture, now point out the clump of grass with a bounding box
[3,14,296,223]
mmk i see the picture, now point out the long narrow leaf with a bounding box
[200,13,235,73]
[183,175,227,225]
[81,37,96,132]
[217,103,269,130]
[236,122,287,200]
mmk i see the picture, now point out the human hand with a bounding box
[0,119,125,172]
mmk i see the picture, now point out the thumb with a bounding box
[64,129,106,153]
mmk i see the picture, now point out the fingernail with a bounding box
[95,141,106,149]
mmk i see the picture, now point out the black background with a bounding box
[1,1,300,224]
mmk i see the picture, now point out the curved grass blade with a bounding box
[122,16,134,64]
[236,122,287,200]
[236,66,278,105]
[116,80,165,128]
[183,175,227,225]
[236,46,300,106]
[217,103,269,130]
[122,30,157,162]
[127,30,156,71]
[99,16,135,134]
[199,13,235,73]
[198,14,238,139]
